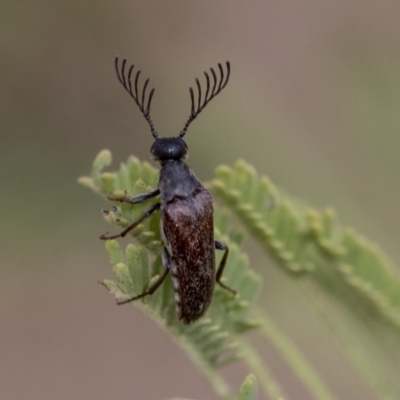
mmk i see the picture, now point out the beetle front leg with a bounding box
[108,188,160,205]
[100,202,161,240]
[215,240,236,295]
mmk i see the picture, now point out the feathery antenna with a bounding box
[180,61,231,138]
[115,56,158,139]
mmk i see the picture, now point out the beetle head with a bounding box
[151,137,188,162]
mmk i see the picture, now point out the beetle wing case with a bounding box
[162,186,215,323]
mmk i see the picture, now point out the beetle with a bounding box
[100,57,235,323]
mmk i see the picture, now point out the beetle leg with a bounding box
[215,240,236,295]
[108,188,160,204]
[116,266,170,305]
[100,202,161,240]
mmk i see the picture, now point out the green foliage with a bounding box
[238,374,258,400]
[79,150,262,399]
[211,160,400,332]
[211,159,400,399]
[80,151,400,400]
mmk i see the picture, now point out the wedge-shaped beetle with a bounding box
[101,57,235,323]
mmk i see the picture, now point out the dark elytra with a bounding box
[100,57,235,323]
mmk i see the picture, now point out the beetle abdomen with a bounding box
[162,189,215,323]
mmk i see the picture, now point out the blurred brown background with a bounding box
[1,1,400,399]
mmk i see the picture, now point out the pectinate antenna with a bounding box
[179,61,231,138]
[115,56,158,139]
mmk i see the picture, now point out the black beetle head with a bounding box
[151,137,188,162]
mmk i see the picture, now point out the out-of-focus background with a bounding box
[2,2,400,399]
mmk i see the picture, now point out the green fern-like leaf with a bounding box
[211,159,400,399]
[211,160,400,334]
[80,151,400,399]
[79,150,264,399]
[238,374,258,400]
